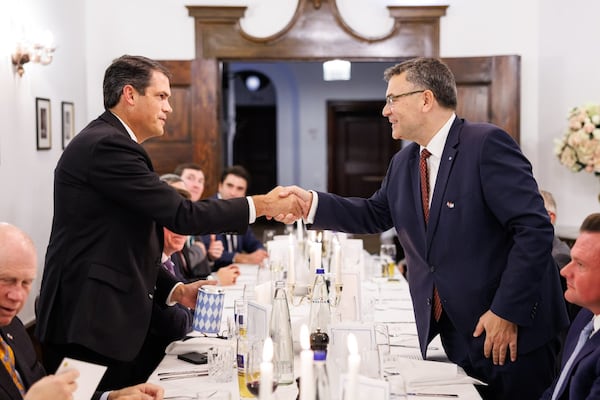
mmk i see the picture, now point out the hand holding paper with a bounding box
[55,357,107,400]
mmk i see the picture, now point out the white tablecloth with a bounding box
[148,264,483,399]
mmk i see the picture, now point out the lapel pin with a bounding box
[448,156,453,161]
[446,201,455,209]
[7,333,13,340]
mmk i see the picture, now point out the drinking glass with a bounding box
[380,244,397,280]
[369,256,387,310]
[244,339,279,397]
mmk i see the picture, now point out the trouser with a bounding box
[433,311,560,400]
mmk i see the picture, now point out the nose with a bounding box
[560,261,572,278]
[382,103,391,117]
[7,286,26,303]
[164,99,173,114]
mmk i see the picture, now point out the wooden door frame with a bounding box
[181,1,447,195]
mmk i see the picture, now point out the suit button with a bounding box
[430,265,435,272]
[148,293,153,300]
[427,298,432,305]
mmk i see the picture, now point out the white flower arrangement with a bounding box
[554,104,600,175]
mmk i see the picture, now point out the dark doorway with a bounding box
[233,105,277,195]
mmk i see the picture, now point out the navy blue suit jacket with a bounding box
[311,117,569,359]
[541,309,600,400]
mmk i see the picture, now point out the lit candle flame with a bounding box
[262,337,273,362]
[347,332,358,355]
[300,324,310,350]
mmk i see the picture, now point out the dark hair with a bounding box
[103,55,171,110]
[174,163,203,176]
[220,165,250,185]
[580,213,600,233]
[383,57,457,110]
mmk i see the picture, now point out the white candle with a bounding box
[299,325,314,400]
[333,239,342,284]
[259,337,274,400]
[346,333,360,400]
[287,241,295,286]
[310,242,322,273]
[296,219,304,242]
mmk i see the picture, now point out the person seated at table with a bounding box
[540,213,600,400]
[199,165,268,269]
[160,174,239,284]
[0,222,164,400]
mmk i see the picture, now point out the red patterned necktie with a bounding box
[420,149,442,321]
[0,335,26,395]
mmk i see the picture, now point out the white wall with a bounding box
[2,0,600,322]
[1,0,88,323]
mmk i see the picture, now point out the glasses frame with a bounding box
[385,90,426,106]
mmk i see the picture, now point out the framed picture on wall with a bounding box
[61,101,75,149]
[36,97,51,150]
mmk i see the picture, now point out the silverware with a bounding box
[159,372,209,381]
[406,392,458,398]
[158,369,207,376]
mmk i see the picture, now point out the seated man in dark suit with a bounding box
[0,222,163,400]
[540,213,600,400]
[200,165,268,269]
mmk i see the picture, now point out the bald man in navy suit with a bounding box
[286,58,569,399]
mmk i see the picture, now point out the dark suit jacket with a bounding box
[36,111,250,362]
[541,309,600,400]
[200,196,264,269]
[311,117,569,359]
[1,318,46,400]
[1,318,107,400]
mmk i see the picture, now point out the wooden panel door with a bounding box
[327,101,399,197]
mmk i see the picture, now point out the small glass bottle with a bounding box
[314,350,331,400]
[235,303,253,398]
[270,280,294,385]
[308,268,331,335]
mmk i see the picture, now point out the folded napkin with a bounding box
[165,336,234,355]
[387,358,485,393]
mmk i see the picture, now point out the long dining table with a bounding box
[148,262,483,400]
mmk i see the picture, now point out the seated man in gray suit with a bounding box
[0,222,163,400]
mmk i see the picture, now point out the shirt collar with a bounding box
[420,113,456,157]
[110,111,139,143]
[161,253,169,263]
[593,314,600,335]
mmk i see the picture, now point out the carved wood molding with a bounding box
[187,2,448,59]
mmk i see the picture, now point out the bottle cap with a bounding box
[316,268,325,274]
[310,328,329,352]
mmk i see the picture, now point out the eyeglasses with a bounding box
[385,90,426,106]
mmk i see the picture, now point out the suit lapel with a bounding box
[0,331,26,400]
[426,120,461,247]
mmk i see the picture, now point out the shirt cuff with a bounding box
[166,282,184,306]
[100,392,110,400]
[305,190,319,224]
[246,196,256,224]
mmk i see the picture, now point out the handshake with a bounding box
[252,185,312,224]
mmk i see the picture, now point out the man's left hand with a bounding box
[473,309,518,365]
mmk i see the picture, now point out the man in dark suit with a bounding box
[0,222,163,400]
[200,165,268,269]
[35,55,302,391]
[540,213,600,400]
[285,57,569,399]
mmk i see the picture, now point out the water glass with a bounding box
[380,244,397,280]
[208,345,235,383]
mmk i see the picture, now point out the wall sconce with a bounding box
[323,59,351,81]
[12,29,56,77]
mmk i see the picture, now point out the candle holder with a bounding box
[331,283,343,307]
[288,283,312,307]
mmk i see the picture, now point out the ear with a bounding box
[421,89,436,112]
[121,84,137,106]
